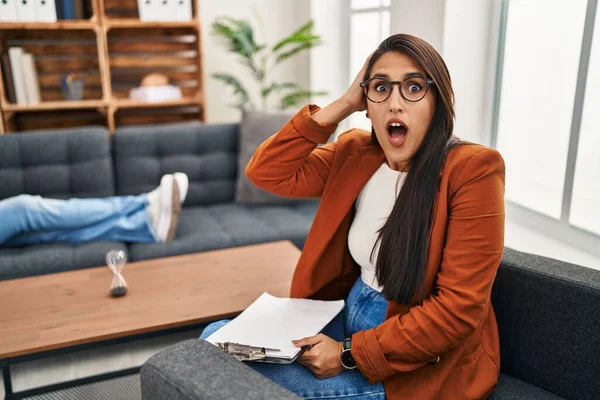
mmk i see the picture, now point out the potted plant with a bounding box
[211,16,327,111]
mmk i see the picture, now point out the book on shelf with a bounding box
[55,0,88,20]
[137,0,192,21]
[72,0,84,19]
[8,47,28,105]
[5,47,41,106]
[0,0,88,22]
[35,0,58,22]
[22,53,41,104]
[0,0,19,22]
[15,0,37,22]
[1,54,17,104]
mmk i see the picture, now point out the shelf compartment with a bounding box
[107,26,200,101]
[7,109,106,132]
[1,29,105,105]
[114,103,202,127]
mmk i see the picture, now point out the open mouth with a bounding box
[387,122,407,137]
[386,121,408,144]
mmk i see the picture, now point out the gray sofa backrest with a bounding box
[491,248,600,400]
[113,122,238,207]
[0,126,115,200]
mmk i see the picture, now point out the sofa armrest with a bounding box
[141,339,301,400]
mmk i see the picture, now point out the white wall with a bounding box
[442,0,494,144]
[310,0,347,111]
[199,0,311,123]
[390,0,446,53]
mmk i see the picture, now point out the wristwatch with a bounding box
[340,337,357,370]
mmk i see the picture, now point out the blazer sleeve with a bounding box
[351,148,506,383]
[245,104,338,198]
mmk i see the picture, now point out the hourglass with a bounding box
[106,250,128,297]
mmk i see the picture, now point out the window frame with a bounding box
[490,0,600,257]
[341,0,391,133]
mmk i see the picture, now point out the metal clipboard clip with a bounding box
[215,342,281,362]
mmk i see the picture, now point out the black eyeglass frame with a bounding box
[359,77,435,103]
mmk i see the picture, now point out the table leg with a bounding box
[1,358,13,396]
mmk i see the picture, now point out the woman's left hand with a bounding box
[292,333,344,379]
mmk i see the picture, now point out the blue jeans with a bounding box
[0,194,156,246]
[200,277,388,399]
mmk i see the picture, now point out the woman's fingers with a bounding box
[291,333,324,348]
[343,50,376,113]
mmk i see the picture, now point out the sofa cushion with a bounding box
[489,374,564,399]
[141,339,301,400]
[127,202,318,261]
[0,126,114,200]
[0,241,127,280]
[235,109,305,205]
[491,248,600,400]
[113,122,238,207]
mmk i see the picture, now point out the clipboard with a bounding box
[206,292,344,364]
[214,341,307,364]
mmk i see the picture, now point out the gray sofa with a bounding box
[0,122,319,280]
[141,248,600,400]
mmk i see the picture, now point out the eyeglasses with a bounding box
[359,76,435,103]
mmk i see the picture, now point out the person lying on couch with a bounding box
[201,33,505,400]
[0,173,188,246]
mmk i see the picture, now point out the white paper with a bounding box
[206,292,344,360]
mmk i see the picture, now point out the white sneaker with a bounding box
[147,175,181,243]
[173,172,189,205]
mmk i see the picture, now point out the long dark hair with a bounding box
[367,34,459,305]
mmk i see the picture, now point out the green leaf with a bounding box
[241,57,264,81]
[272,20,316,52]
[262,82,300,98]
[211,17,266,81]
[275,40,321,64]
[279,90,328,110]
[211,17,261,60]
[212,73,251,107]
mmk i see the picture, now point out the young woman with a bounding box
[201,33,505,400]
[0,173,188,246]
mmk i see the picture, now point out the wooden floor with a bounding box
[1,328,203,394]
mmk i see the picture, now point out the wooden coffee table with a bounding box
[0,240,300,399]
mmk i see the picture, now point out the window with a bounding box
[571,5,600,236]
[492,0,599,249]
[347,0,391,132]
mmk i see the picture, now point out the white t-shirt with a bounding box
[348,162,407,292]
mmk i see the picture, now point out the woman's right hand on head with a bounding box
[340,52,373,114]
[310,51,374,126]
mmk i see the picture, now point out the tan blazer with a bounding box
[246,104,505,400]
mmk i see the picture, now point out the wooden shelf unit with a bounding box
[0,0,204,134]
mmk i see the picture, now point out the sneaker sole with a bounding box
[157,175,174,242]
[165,182,181,242]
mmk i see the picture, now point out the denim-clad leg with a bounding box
[200,277,388,399]
[0,194,156,246]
